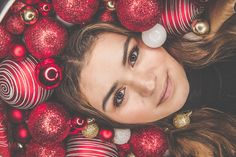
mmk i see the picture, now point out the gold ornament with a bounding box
[82,123,99,138]
[191,19,210,35]
[104,0,116,11]
[173,111,192,128]
[87,117,96,124]
[127,153,136,157]
[20,6,39,25]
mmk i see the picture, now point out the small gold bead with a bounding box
[173,111,192,128]
[191,19,210,35]
[82,123,99,138]
[106,0,116,11]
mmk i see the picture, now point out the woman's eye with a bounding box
[128,46,139,67]
[113,87,126,107]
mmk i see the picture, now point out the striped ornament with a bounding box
[66,133,118,157]
[160,0,206,36]
[0,55,53,109]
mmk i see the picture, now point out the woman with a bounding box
[57,1,236,156]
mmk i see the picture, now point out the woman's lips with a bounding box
[158,74,172,105]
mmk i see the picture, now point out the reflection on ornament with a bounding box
[105,0,116,11]
[191,19,210,35]
[99,128,114,141]
[113,128,131,145]
[20,6,39,25]
[10,44,26,61]
[82,123,99,138]
[14,124,31,144]
[173,111,192,128]
[7,108,25,124]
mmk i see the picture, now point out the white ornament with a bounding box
[142,23,167,48]
[113,128,131,145]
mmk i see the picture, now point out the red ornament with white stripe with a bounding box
[0,55,53,109]
[66,133,119,157]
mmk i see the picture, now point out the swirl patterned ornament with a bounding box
[0,55,53,109]
[66,133,119,157]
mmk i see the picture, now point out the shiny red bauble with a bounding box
[116,0,161,32]
[14,124,31,144]
[38,1,54,16]
[27,102,71,145]
[52,0,100,24]
[10,44,26,61]
[5,13,25,35]
[24,17,68,59]
[0,25,13,58]
[7,108,26,123]
[99,128,114,141]
[70,115,87,135]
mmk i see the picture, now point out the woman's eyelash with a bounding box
[113,87,126,108]
[128,46,139,67]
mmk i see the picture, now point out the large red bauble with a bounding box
[52,0,99,24]
[0,55,53,109]
[130,126,168,157]
[0,25,13,58]
[5,13,25,35]
[26,141,65,157]
[116,0,161,32]
[27,102,71,145]
[66,133,119,157]
[24,17,68,59]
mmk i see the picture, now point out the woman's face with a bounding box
[80,33,189,124]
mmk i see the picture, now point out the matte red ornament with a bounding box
[116,0,161,32]
[5,13,25,35]
[0,56,53,109]
[130,127,168,157]
[99,128,114,141]
[52,0,100,24]
[24,17,68,59]
[7,108,26,123]
[0,25,13,58]
[70,115,87,135]
[20,6,39,25]
[21,0,40,5]
[14,124,31,144]
[10,1,27,14]
[38,1,54,16]
[27,102,71,145]
[26,141,65,157]
[99,10,116,23]
[10,43,27,61]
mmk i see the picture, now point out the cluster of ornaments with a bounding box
[0,0,210,156]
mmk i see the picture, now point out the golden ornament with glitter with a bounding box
[191,19,210,35]
[82,123,99,138]
[173,111,192,128]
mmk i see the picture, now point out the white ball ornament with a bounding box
[113,128,131,145]
[142,23,167,48]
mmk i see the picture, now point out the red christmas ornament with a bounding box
[27,102,71,145]
[10,1,27,13]
[99,128,114,141]
[20,6,39,25]
[10,43,27,61]
[24,17,68,59]
[21,0,40,5]
[0,25,13,58]
[70,115,87,135]
[14,124,31,144]
[52,0,100,24]
[35,58,63,89]
[0,56,53,109]
[99,10,116,23]
[117,143,131,157]
[26,141,65,157]
[116,0,161,32]
[130,127,168,157]
[7,108,26,123]
[66,133,119,157]
[5,13,25,35]
[38,1,54,16]
[160,0,205,35]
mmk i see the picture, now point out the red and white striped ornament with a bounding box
[0,55,53,109]
[66,133,119,157]
[160,0,206,36]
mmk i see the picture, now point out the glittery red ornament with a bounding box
[26,141,65,157]
[21,0,40,5]
[7,108,26,123]
[14,124,31,144]
[0,25,13,58]
[38,1,54,16]
[10,1,27,13]
[116,0,161,32]
[5,13,25,35]
[99,10,116,22]
[0,56,53,109]
[10,43,27,61]
[27,102,71,145]
[99,128,114,141]
[130,127,168,157]
[70,115,87,135]
[52,0,99,24]
[24,17,68,59]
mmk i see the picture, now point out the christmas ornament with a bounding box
[35,58,63,89]
[10,43,26,61]
[70,115,87,135]
[0,56,53,109]
[99,10,116,23]
[27,102,71,145]
[14,124,31,144]
[130,127,168,157]
[113,128,131,145]
[99,128,114,141]
[5,13,25,35]
[66,133,119,157]
[7,108,26,123]
[104,0,116,11]
[10,1,26,13]
[24,17,68,59]
[127,152,136,157]
[116,143,131,157]
[191,19,210,35]
[116,0,161,32]
[21,0,40,5]
[173,111,192,128]
[0,25,13,58]
[161,0,205,36]
[142,23,167,48]
[52,0,99,24]
[0,102,10,157]
[26,141,65,157]
[38,1,53,16]
[20,6,39,25]
[81,122,99,138]
[0,0,15,23]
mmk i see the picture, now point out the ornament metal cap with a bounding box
[173,111,192,128]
